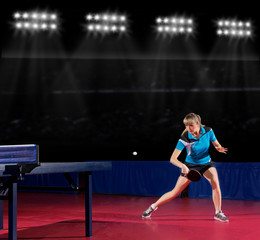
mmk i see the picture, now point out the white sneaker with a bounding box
[214,210,229,222]
[142,205,158,218]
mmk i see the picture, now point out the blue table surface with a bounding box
[0,161,112,176]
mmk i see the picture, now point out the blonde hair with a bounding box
[182,113,205,134]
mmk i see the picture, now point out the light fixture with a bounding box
[85,12,128,35]
[156,15,194,36]
[13,11,59,32]
[216,19,252,38]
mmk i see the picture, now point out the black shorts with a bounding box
[180,161,215,177]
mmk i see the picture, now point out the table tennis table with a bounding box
[0,144,112,240]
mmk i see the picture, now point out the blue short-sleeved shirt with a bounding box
[176,126,217,165]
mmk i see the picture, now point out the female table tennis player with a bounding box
[142,113,229,222]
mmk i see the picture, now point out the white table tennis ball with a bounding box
[133,151,137,156]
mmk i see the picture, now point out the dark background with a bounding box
[1,1,259,162]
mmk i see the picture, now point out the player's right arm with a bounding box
[170,149,189,175]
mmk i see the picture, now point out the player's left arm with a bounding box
[212,140,228,154]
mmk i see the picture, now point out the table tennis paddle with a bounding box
[186,169,201,182]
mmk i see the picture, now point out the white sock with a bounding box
[216,210,222,214]
[151,204,156,210]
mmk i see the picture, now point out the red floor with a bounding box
[1,192,260,240]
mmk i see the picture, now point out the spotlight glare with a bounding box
[41,23,47,29]
[156,18,162,23]
[87,24,94,31]
[50,24,57,30]
[110,25,116,31]
[14,12,21,18]
[111,15,117,21]
[23,13,29,19]
[24,22,30,28]
[94,14,100,20]
[157,26,163,32]
[41,13,47,20]
[224,21,230,26]
[32,23,39,29]
[103,25,109,31]
[32,13,38,19]
[187,19,193,24]
[171,18,176,23]
[163,18,169,23]
[179,18,185,24]
[103,14,108,21]
[15,22,22,28]
[50,14,57,20]
[119,26,126,32]
[231,29,236,35]
[238,21,243,27]
[86,14,92,20]
[179,27,184,32]
[217,29,223,35]
[120,15,126,21]
[245,22,251,27]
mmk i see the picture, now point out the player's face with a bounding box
[185,122,200,135]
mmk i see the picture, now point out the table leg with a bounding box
[85,172,92,237]
[9,180,17,240]
[0,200,3,229]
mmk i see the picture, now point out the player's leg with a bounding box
[204,167,221,211]
[154,176,191,207]
[142,176,190,217]
[203,167,229,222]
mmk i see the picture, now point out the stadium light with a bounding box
[216,19,252,38]
[155,15,194,36]
[85,12,128,35]
[13,11,59,32]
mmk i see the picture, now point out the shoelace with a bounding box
[218,212,227,218]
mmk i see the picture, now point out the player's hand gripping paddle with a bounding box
[186,169,201,182]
